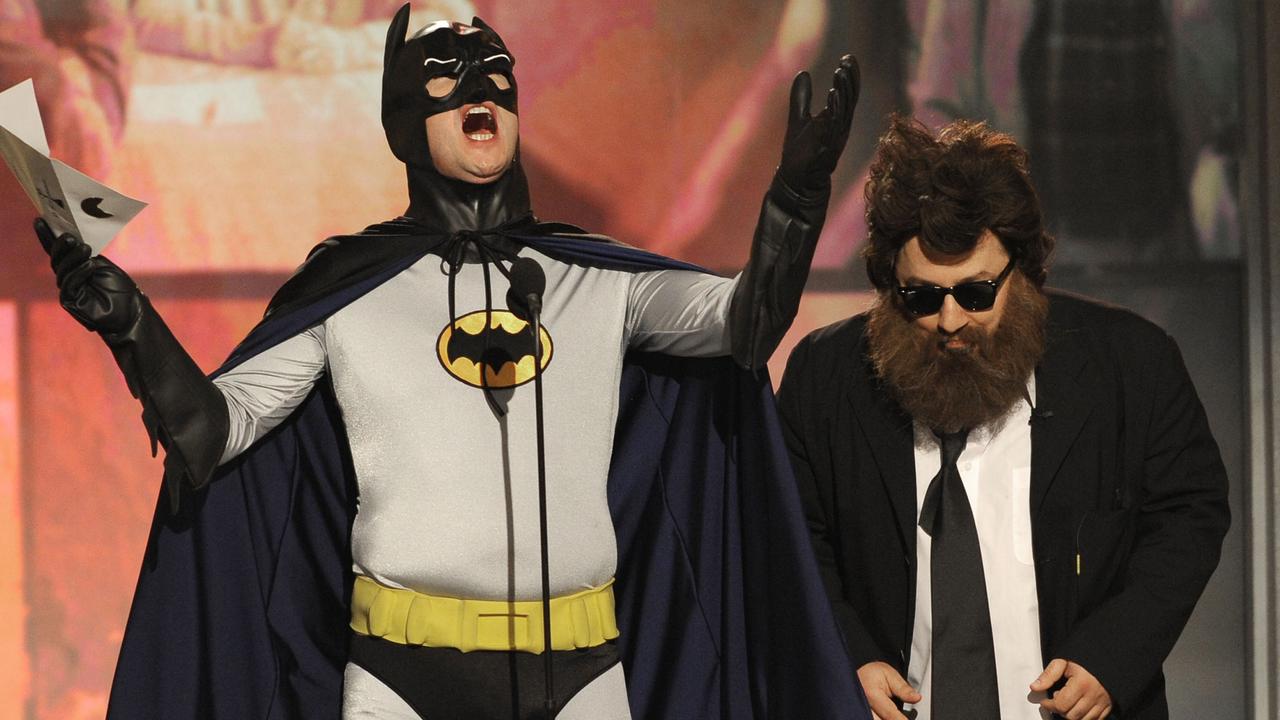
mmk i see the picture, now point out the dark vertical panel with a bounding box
[1240,0,1280,717]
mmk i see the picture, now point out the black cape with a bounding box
[105,220,871,719]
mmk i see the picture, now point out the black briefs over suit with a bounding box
[776,291,1230,719]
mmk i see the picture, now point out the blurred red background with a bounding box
[0,0,1246,717]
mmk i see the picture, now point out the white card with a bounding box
[0,79,146,254]
[0,79,48,154]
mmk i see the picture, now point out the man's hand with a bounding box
[1032,658,1112,720]
[857,661,922,720]
[35,217,141,335]
[776,54,859,196]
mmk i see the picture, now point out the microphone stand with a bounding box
[507,257,554,718]
[527,291,555,719]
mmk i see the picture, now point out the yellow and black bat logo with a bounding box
[436,310,553,389]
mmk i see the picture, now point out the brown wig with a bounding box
[862,115,1054,290]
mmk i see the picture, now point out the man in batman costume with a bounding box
[36,6,869,719]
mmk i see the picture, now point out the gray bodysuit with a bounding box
[211,246,735,719]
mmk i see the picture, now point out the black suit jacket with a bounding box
[776,292,1230,719]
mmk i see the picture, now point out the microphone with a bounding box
[506,257,545,320]
[1023,387,1053,425]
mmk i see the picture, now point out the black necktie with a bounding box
[918,429,1001,719]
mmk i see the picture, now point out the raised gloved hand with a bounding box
[775,54,860,198]
[33,217,228,513]
[729,55,860,370]
[36,217,142,336]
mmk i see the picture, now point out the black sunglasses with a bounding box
[895,257,1017,317]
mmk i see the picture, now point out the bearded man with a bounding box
[776,116,1229,720]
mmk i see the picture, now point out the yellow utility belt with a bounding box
[350,575,620,654]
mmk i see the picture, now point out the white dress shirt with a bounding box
[904,377,1050,720]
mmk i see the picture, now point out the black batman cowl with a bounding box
[381,6,532,235]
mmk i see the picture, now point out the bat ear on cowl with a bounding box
[384,3,412,70]
[470,16,509,49]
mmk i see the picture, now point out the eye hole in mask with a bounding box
[426,75,459,98]
[425,72,511,100]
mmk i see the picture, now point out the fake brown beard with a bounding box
[866,275,1050,434]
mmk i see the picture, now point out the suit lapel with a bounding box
[847,297,1097,539]
[1030,310,1095,511]
[848,361,917,551]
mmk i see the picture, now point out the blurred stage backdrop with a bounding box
[0,1,1248,718]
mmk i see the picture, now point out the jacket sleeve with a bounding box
[776,334,890,670]
[1052,329,1231,711]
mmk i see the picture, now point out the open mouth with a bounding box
[462,106,497,141]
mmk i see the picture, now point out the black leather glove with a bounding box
[728,56,860,370]
[776,54,859,200]
[35,218,229,513]
[37,217,142,335]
